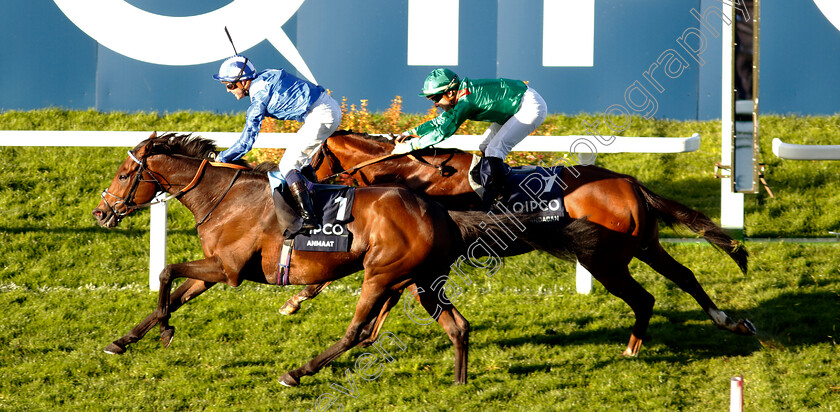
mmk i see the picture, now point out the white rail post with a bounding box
[730,375,744,412]
[149,194,167,291]
[575,260,593,294]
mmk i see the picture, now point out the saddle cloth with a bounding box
[469,157,567,222]
[273,183,355,252]
[273,183,356,285]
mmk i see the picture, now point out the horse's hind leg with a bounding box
[279,283,395,387]
[635,242,756,335]
[356,283,428,348]
[279,281,332,315]
[358,290,400,347]
[579,258,655,357]
[105,279,213,354]
[411,281,470,384]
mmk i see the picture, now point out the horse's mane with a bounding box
[135,132,251,168]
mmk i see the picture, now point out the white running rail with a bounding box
[0,130,701,291]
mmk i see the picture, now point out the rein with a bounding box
[318,144,443,182]
[193,162,246,228]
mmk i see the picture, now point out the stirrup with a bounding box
[300,215,318,231]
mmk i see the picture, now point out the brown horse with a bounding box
[92,132,487,386]
[281,131,756,357]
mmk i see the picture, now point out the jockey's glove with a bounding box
[391,141,413,155]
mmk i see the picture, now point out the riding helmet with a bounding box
[213,55,257,82]
[419,68,460,97]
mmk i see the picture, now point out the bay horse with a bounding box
[92,132,493,386]
[281,131,756,357]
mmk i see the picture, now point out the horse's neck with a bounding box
[332,138,393,176]
[331,135,477,194]
[344,138,391,163]
[150,156,253,217]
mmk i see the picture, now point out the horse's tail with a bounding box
[630,178,748,274]
[446,209,601,261]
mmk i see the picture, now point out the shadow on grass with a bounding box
[482,290,837,365]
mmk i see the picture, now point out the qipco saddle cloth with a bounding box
[273,184,355,252]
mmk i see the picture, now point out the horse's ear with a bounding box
[133,144,150,160]
[149,131,158,139]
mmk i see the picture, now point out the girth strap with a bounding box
[277,238,294,286]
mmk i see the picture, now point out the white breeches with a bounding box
[478,87,547,159]
[269,92,342,188]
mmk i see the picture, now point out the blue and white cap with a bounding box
[213,55,257,82]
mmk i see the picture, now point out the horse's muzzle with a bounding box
[92,206,121,228]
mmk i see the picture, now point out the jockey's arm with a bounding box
[404,103,472,150]
[217,99,268,163]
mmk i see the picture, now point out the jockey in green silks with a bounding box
[393,68,547,201]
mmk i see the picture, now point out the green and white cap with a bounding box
[419,68,460,97]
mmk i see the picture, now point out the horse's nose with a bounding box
[92,208,105,221]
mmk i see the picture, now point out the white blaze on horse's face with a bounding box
[92,152,157,228]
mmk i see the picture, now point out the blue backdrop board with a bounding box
[1,1,839,119]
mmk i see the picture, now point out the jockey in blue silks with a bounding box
[213,55,342,231]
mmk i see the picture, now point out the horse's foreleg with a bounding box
[636,242,756,336]
[279,284,393,387]
[105,279,213,354]
[154,259,229,348]
[279,282,332,315]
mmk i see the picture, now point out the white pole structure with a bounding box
[720,3,745,236]
[148,194,168,291]
[575,261,593,294]
[772,138,840,160]
[730,375,744,412]
[0,130,700,291]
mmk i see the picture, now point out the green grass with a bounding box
[1,245,837,411]
[0,110,839,410]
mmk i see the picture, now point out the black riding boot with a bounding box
[485,156,509,201]
[288,180,318,231]
[300,164,318,182]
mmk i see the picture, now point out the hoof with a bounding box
[279,302,301,316]
[620,348,639,357]
[279,373,300,387]
[104,342,126,355]
[735,319,757,335]
[161,327,175,348]
[621,334,643,357]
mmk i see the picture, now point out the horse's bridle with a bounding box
[100,151,246,226]
[99,150,167,223]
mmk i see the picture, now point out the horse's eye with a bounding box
[119,174,129,181]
